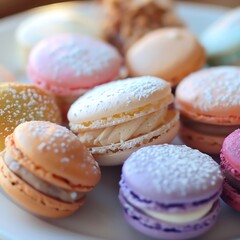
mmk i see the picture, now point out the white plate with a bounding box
[0,2,239,240]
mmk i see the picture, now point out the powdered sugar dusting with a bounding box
[0,84,60,141]
[177,67,240,112]
[68,76,170,123]
[124,145,223,197]
[34,35,121,79]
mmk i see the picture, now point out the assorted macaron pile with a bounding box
[1,0,240,238]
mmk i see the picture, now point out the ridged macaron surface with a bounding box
[6,121,101,191]
[0,83,61,151]
[122,144,223,203]
[176,66,240,124]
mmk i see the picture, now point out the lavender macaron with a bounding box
[119,144,223,240]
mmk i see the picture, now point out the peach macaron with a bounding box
[68,76,179,165]
[175,66,240,155]
[126,28,205,87]
[0,121,101,218]
[0,83,61,152]
[27,34,122,116]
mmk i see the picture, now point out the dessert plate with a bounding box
[1,2,239,240]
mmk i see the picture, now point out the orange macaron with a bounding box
[175,66,240,155]
[0,121,101,218]
[126,28,205,87]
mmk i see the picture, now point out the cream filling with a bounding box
[78,108,168,147]
[144,203,213,224]
[4,152,84,203]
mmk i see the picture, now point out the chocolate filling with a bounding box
[181,115,240,136]
[225,170,240,194]
[4,151,84,203]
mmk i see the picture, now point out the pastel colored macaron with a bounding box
[68,76,179,166]
[27,34,122,116]
[16,1,106,68]
[119,144,223,240]
[0,65,15,83]
[0,121,101,218]
[175,66,240,155]
[0,83,61,151]
[126,28,205,86]
[201,7,240,66]
[220,129,240,211]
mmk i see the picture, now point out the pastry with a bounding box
[0,121,101,218]
[119,144,223,239]
[0,83,61,151]
[220,129,240,211]
[175,66,240,155]
[68,76,179,165]
[201,7,240,66]
[126,28,205,87]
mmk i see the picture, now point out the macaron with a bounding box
[0,65,15,83]
[175,66,240,155]
[16,1,106,68]
[0,83,61,151]
[220,129,240,211]
[126,28,205,87]
[0,121,101,218]
[201,7,240,66]
[119,144,223,240]
[68,76,179,166]
[27,34,122,116]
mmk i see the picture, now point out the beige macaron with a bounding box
[16,1,106,69]
[126,28,206,86]
[68,76,179,166]
[0,121,101,218]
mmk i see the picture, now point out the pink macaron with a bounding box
[220,129,240,211]
[27,34,122,116]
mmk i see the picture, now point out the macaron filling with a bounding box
[78,108,172,147]
[4,151,84,203]
[181,115,240,136]
[120,178,221,214]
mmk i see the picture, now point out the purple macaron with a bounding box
[119,144,223,240]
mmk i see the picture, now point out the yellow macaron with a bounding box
[0,83,62,151]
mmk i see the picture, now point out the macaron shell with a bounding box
[126,28,205,86]
[175,67,240,125]
[92,117,179,166]
[179,124,223,155]
[0,83,61,151]
[6,121,100,191]
[122,145,223,204]
[221,181,240,211]
[120,192,221,240]
[201,7,240,57]
[221,129,240,171]
[68,76,171,125]
[28,34,122,95]
[0,157,84,218]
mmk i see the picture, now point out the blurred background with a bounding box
[0,0,238,18]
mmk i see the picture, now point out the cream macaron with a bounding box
[68,76,179,165]
[126,28,206,87]
[0,121,101,218]
[16,2,106,68]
